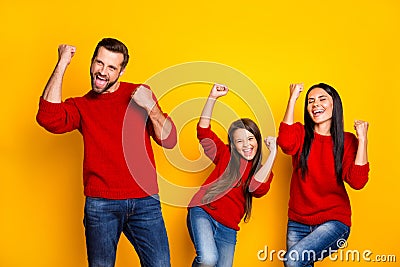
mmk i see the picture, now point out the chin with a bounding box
[92,88,103,94]
[242,154,255,161]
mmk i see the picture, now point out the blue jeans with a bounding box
[284,220,350,267]
[187,207,237,267]
[83,195,170,267]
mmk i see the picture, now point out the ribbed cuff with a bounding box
[197,123,212,138]
[352,162,370,176]
[38,97,64,113]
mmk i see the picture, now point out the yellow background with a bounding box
[1,0,399,266]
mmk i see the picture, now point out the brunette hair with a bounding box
[91,38,129,69]
[300,83,344,183]
[202,118,262,222]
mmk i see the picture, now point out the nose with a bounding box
[243,139,250,147]
[99,66,107,75]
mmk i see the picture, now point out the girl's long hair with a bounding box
[202,118,262,222]
[300,83,344,183]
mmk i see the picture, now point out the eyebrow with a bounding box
[308,94,328,100]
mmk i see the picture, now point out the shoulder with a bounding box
[122,82,152,89]
[344,131,358,150]
[120,82,143,92]
[122,82,157,99]
[344,131,357,143]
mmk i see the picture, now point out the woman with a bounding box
[187,83,277,267]
[277,83,370,267]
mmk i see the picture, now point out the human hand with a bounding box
[354,120,369,142]
[289,83,304,102]
[57,44,76,66]
[264,136,277,153]
[209,83,228,99]
[131,85,156,112]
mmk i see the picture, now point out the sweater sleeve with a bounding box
[146,90,177,149]
[146,108,177,149]
[197,124,228,165]
[277,122,304,155]
[36,97,81,134]
[342,132,370,190]
[249,172,274,198]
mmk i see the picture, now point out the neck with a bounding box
[314,121,331,136]
[102,81,120,94]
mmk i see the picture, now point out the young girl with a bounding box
[277,83,370,267]
[187,84,277,267]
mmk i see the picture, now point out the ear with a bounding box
[119,68,125,76]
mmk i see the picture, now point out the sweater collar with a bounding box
[313,132,333,142]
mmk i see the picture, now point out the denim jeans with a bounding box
[83,195,170,267]
[187,207,237,267]
[284,220,350,267]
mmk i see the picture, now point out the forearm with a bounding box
[253,149,277,184]
[355,139,368,165]
[42,62,68,103]
[198,97,217,128]
[283,83,303,125]
[282,98,297,125]
[148,104,173,141]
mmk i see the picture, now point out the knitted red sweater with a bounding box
[277,122,369,226]
[36,82,177,199]
[189,124,273,230]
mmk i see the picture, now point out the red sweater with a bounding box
[189,124,273,231]
[36,82,177,199]
[277,122,369,226]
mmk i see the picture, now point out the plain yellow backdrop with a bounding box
[1,0,399,266]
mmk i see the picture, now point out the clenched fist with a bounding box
[209,83,228,99]
[131,85,156,112]
[57,44,76,66]
[354,120,369,142]
[289,83,304,102]
[264,136,277,153]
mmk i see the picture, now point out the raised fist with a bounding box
[58,44,76,66]
[289,83,304,101]
[131,85,156,112]
[209,83,228,99]
[354,120,369,141]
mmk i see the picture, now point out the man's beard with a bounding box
[90,72,119,94]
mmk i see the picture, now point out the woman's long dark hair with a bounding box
[202,118,262,222]
[300,83,344,183]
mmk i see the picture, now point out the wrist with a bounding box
[288,97,298,105]
[358,137,368,144]
[147,103,156,114]
[146,100,157,114]
[56,60,69,71]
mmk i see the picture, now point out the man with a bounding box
[36,38,176,267]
